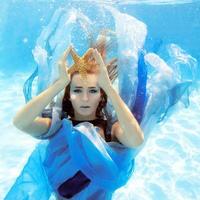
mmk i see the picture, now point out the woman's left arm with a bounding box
[104,85,144,148]
[93,49,144,148]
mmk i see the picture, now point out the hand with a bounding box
[57,46,72,86]
[92,49,112,90]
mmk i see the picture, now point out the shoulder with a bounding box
[110,121,123,143]
[35,107,62,139]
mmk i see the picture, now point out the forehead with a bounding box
[71,73,99,88]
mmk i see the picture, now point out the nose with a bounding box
[82,91,89,101]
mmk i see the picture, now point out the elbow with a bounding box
[111,123,145,149]
[12,117,19,128]
[12,117,26,131]
[130,131,144,148]
[137,135,144,147]
[139,130,145,144]
[12,118,20,130]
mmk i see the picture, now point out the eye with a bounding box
[73,89,82,93]
[90,89,98,93]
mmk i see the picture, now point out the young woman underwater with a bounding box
[5,44,144,199]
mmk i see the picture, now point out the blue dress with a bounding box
[5,107,137,200]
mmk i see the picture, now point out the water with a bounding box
[0,1,200,199]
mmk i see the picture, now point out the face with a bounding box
[69,73,101,120]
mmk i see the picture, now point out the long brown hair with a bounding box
[61,32,118,120]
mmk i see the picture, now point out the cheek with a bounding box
[70,93,77,100]
[70,93,80,107]
[91,94,101,105]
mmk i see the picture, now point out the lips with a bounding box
[80,106,90,108]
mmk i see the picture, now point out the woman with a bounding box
[5,45,144,199]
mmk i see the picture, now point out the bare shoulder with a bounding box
[110,121,123,143]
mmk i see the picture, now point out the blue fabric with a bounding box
[5,119,136,200]
[58,170,91,198]
[23,66,38,103]
[132,51,148,124]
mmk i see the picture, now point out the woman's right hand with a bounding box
[57,46,72,86]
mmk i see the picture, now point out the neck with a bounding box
[71,118,98,121]
[73,111,97,121]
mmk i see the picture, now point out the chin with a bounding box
[77,110,94,116]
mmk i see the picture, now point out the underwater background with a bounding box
[0,0,200,199]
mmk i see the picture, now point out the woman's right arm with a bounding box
[13,46,72,138]
[13,80,67,137]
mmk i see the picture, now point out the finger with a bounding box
[66,67,71,74]
[59,45,72,65]
[93,49,100,63]
[62,46,71,61]
[93,49,105,68]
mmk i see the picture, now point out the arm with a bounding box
[13,80,67,137]
[104,85,144,148]
[92,49,144,148]
[13,46,71,138]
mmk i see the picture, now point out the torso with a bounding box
[69,118,111,142]
[55,118,120,199]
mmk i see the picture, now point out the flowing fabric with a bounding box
[5,108,136,200]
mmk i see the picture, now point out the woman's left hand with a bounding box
[92,49,112,91]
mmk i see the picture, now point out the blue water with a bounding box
[0,1,200,199]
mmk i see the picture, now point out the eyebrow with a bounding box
[74,86,98,89]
